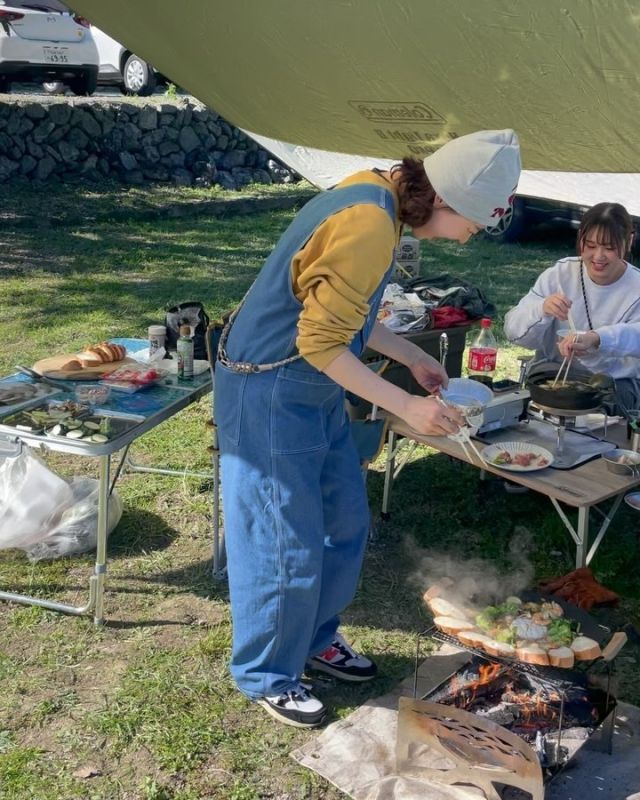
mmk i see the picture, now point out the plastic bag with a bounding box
[26,478,122,562]
[0,447,74,550]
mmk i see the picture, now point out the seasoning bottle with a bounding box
[148,324,167,358]
[177,325,194,380]
[467,318,498,387]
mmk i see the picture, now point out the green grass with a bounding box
[0,182,639,799]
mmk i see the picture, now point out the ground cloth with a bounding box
[291,645,640,800]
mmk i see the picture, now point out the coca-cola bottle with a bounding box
[467,318,497,386]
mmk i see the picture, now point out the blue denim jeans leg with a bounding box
[215,360,370,699]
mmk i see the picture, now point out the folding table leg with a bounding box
[92,454,110,625]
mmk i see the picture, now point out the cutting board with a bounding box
[32,353,138,381]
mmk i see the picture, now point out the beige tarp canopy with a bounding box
[71,0,640,172]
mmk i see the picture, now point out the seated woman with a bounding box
[504,202,640,413]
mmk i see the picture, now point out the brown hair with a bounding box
[390,157,436,228]
[577,202,634,259]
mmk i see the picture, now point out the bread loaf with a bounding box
[428,597,471,620]
[77,342,125,367]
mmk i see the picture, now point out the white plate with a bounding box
[624,492,640,511]
[482,441,554,471]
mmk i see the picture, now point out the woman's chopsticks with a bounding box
[552,333,578,387]
[436,395,488,466]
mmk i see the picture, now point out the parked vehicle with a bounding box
[484,173,640,245]
[91,25,161,96]
[0,0,98,94]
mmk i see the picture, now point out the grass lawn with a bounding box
[0,180,639,800]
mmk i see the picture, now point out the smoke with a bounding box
[410,526,536,610]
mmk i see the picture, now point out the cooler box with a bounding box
[350,324,472,420]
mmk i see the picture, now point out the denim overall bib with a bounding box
[215,182,397,699]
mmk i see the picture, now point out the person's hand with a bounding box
[542,293,572,320]
[558,331,600,357]
[409,353,449,393]
[402,395,465,436]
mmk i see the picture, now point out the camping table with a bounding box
[382,416,640,569]
[0,338,212,625]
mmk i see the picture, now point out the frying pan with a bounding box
[526,370,614,412]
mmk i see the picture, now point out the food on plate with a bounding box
[431,616,475,635]
[570,635,602,661]
[103,366,163,389]
[77,342,126,367]
[425,589,600,668]
[490,449,550,468]
[613,454,640,465]
[548,646,575,668]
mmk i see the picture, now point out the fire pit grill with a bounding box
[402,594,627,795]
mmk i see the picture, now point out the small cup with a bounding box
[74,384,111,406]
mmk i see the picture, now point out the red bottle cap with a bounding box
[480,318,492,328]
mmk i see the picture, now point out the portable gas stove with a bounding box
[525,400,612,468]
[477,389,530,435]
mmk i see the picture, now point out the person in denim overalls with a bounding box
[215,130,521,727]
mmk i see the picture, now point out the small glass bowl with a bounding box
[74,384,111,406]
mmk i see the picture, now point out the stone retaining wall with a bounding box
[0,97,298,188]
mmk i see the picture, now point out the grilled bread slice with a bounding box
[432,616,475,636]
[428,597,473,621]
[571,636,602,661]
[548,646,575,668]
[516,643,550,666]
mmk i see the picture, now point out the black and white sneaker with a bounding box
[306,632,377,682]
[256,682,326,728]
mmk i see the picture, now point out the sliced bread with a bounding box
[571,636,602,661]
[483,640,516,658]
[432,616,475,636]
[428,597,472,621]
[548,646,575,668]
[516,643,550,666]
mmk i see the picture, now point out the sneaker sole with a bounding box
[256,698,327,729]
[306,659,377,682]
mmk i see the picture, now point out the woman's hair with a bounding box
[390,158,436,228]
[577,202,634,258]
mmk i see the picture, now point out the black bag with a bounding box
[164,302,210,360]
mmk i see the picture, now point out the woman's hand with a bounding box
[402,395,465,436]
[558,331,600,357]
[543,293,572,320]
[409,353,449,393]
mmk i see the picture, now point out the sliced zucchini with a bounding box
[66,428,85,439]
[90,433,109,443]
[83,421,101,431]
[50,424,65,436]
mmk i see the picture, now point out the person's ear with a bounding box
[433,195,449,209]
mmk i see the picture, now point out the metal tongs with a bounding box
[14,364,67,389]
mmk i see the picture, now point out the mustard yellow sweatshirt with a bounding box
[292,170,401,370]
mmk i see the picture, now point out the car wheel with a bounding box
[123,54,156,96]
[484,197,528,243]
[42,81,66,94]
[69,71,98,96]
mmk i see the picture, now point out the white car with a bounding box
[91,25,160,96]
[0,0,98,94]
